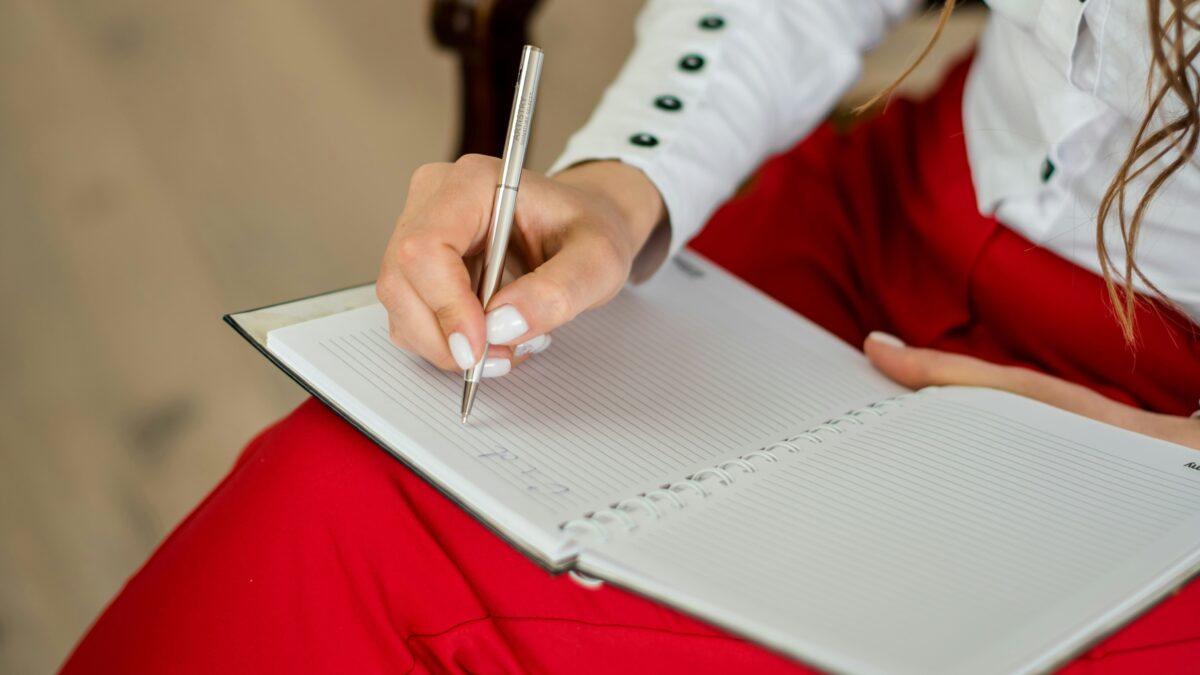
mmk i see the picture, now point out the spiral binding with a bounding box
[559,391,925,545]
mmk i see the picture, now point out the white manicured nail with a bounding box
[514,334,551,357]
[486,305,529,344]
[447,332,476,370]
[482,357,511,378]
[867,331,906,348]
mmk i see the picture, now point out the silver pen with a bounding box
[461,45,544,424]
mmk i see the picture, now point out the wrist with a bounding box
[553,160,666,255]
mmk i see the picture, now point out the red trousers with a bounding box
[63,60,1200,674]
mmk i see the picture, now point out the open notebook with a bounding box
[227,251,1200,675]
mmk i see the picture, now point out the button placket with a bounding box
[630,11,728,151]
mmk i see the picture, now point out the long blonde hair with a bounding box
[860,0,1200,343]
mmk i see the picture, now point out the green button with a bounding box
[654,95,683,112]
[679,54,705,72]
[630,133,659,147]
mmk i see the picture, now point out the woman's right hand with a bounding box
[377,156,664,376]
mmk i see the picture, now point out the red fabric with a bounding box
[62,59,1200,674]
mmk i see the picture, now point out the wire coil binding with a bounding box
[560,391,925,544]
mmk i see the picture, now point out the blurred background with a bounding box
[0,1,984,672]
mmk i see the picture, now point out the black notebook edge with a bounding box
[223,288,574,574]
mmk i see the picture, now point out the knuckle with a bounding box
[375,276,393,304]
[433,302,461,327]
[591,235,630,281]
[375,269,407,304]
[536,277,576,326]
[456,153,490,166]
[408,164,432,189]
[408,162,448,190]
[455,153,495,175]
[391,234,436,265]
[410,164,448,195]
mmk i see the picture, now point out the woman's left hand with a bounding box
[863,331,1200,451]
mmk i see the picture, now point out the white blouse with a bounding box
[549,0,1200,323]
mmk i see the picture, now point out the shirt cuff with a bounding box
[548,2,758,281]
[548,0,904,281]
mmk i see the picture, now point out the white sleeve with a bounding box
[548,0,917,280]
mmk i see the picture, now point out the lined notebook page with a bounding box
[266,252,904,564]
[581,387,1200,674]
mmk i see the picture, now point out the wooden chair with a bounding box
[432,0,542,158]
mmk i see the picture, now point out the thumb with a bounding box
[483,234,628,345]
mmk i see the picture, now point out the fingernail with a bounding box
[481,357,511,378]
[447,332,476,370]
[867,331,906,348]
[486,305,529,344]
[514,334,551,357]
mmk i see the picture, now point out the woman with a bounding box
[64,0,1199,672]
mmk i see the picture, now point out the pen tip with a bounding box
[460,378,479,424]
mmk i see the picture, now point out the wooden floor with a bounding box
[0,1,981,672]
